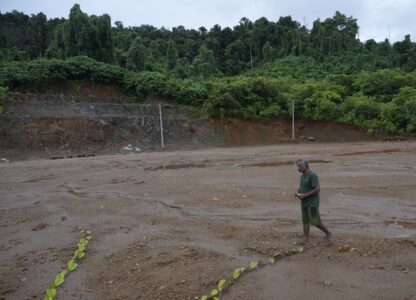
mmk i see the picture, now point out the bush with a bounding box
[167,79,207,106]
[126,71,168,99]
[0,56,125,88]
[203,92,242,118]
[304,90,342,120]
[340,93,381,133]
[379,87,416,134]
[352,69,414,102]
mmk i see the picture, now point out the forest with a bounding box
[1,4,415,134]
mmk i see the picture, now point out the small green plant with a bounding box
[249,260,258,269]
[199,247,305,299]
[54,270,66,286]
[43,233,91,300]
[199,263,252,300]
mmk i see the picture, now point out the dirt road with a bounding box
[1,141,415,300]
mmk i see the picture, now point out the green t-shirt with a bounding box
[299,171,320,207]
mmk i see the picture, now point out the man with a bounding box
[295,158,332,245]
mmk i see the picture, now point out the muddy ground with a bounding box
[1,141,415,300]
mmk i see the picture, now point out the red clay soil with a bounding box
[212,118,374,146]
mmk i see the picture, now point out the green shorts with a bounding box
[301,206,321,225]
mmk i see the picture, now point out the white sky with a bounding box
[1,0,415,42]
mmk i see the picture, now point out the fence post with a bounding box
[292,100,295,140]
[159,103,164,148]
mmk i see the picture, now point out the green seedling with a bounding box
[249,261,258,269]
[200,246,308,300]
[75,249,85,259]
[232,267,245,279]
[67,259,78,271]
[54,270,66,287]
[217,279,226,291]
[43,233,91,300]
[43,286,56,300]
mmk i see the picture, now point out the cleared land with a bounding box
[1,141,415,300]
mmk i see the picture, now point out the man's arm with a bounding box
[296,186,320,200]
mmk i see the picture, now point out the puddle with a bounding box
[384,220,416,228]
[332,149,402,156]
[144,163,206,171]
[242,160,332,168]
[24,175,55,183]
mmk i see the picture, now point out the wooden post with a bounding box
[159,103,164,148]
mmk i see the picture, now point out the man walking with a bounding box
[295,159,332,245]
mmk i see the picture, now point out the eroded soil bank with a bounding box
[0,97,375,161]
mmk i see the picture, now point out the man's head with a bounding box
[295,158,309,174]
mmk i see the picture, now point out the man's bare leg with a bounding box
[315,223,333,243]
[303,223,310,244]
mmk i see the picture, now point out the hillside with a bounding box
[0,81,376,161]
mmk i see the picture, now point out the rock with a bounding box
[324,279,332,287]
[338,245,350,252]
[31,222,48,231]
[307,136,315,141]
[1,158,10,163]
[105,253,113,259]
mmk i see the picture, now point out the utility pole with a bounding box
[292,100,295,140]
[159,103,164,149]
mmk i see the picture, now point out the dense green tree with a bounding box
[166,39,178,70]
[262,41,274,62]
[1,6,416,135]
[310,11,359,60]
[92,14,113,62]
[192,45,221,79]
[173,57,193,79]
[67,4,92,57]
[43,4,114,62]
[304,90,342,120]
[126,37,148,71]
[29,12,48,57]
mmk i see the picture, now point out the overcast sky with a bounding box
[1,0,415,42]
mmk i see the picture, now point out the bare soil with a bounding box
[1,141,415,300]
[1,81,378,161]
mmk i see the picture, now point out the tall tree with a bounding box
[126,37,148,71]
[166,39,178,70]
[262,41,273,62]
[29,12,47,57]
[67,4,92,57]
[92,14,114,62]
[192,45,221,79]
